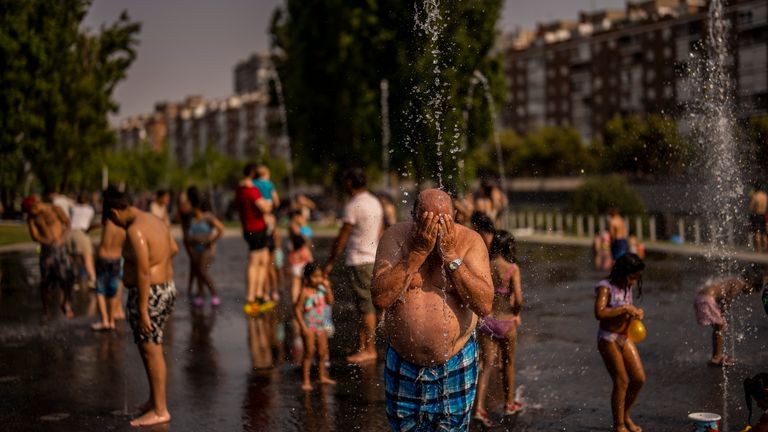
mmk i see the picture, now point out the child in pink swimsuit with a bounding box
[294,262,336,391]
[474,230,524,426]
[594,253,646,432]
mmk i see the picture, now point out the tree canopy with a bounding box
[270,0,504,188]
[0,0,139,210]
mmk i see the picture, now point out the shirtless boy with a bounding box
[91,200,127,331]
[694,268,764,366]
[609,207,629,260]
[372,188,493,431]
[105,190,178,427]
[24,195,75,320]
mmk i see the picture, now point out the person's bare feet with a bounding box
[320,377,337,385]
[301,382,313,391]
[129,409,171,427]
[61,304,74,319]
[346,351,377,364]
[612,426,630,432]
[625,417,642,432]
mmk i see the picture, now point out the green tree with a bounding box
[0,0,138,210]
[270,0,503,187]
[568,175,645,215]
[597,114,690,179]
[745,115,768,185]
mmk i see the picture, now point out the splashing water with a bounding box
[686,1,742,429]
[268,64,295,198]
[414,0,446,187]
[471,70,507,194]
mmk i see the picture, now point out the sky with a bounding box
[84,0,626,121]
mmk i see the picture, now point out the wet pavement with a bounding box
[1,236,767,431]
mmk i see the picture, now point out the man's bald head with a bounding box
[411,188,454,220]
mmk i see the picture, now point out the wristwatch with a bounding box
[447,258,463,272]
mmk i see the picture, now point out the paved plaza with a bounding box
[1,236,767,431]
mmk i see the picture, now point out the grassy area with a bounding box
[0,224,31,246]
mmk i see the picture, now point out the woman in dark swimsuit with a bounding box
[473,230,524,426]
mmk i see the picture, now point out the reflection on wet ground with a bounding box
[1,237,767,431]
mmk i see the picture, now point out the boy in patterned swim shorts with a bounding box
[105,189,178,428]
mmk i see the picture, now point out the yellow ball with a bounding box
[628,319,647,343]
[243,304,252,314]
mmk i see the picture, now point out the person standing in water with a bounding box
[236,163,274,312]
[749,187,768,252]
[594,253,646,432]
[323,168,383,364]
[608,207,629,260]
[24,194,75,320]
[693,266,764,367]
[473,230,524,427]
[105,189,178,427]
[373,188,493,431]
[91,191,127,331]
[187,193,224,307]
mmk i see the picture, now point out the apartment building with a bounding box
[502,0,768,141]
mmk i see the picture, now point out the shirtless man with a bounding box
[609,207,629,260]
[749,187,768,252]
[24,195,75,320]
[91,196,127,331]
[372,188,493,431]
[694,267,764,366]
[105,190,178,427]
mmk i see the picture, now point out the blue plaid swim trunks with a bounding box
[384,334,478,432]
[127,281,176,344]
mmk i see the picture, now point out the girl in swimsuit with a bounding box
[744,373,768,432]
[474,230,523,426]
[294,262,336,391]
[187,194,224,307]
[594,253,646,432]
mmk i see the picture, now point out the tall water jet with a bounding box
[268,64,295,198]
[686,1,743,429]
[414,0,446,188]
[689,0,742,266]
[471,70,507,195]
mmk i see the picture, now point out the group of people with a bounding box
[21,168,768,431]
[25,187,181,427]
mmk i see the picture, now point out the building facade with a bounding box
[502,0,768,141]
[116,54,286,167]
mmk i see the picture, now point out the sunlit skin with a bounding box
[474,252,523,417]
[372,188,493,366]
[239,173,273,303]
[294,268,336,391]
[749,189,767,252]
[595,271,645,432]
[109,206,177,428]
[609,209,627,244]
[188,208,225,301]
[697,277,755,365]
[26,197,74,319]
[91,219,127,330]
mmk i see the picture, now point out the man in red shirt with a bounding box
[236,163,274,312]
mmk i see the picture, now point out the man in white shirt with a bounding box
[324,168,383,364]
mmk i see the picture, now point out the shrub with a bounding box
[568,175,645,215]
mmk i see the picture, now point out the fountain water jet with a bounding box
[686,1,744,429]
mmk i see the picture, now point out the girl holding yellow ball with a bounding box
[594,253,646,432]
